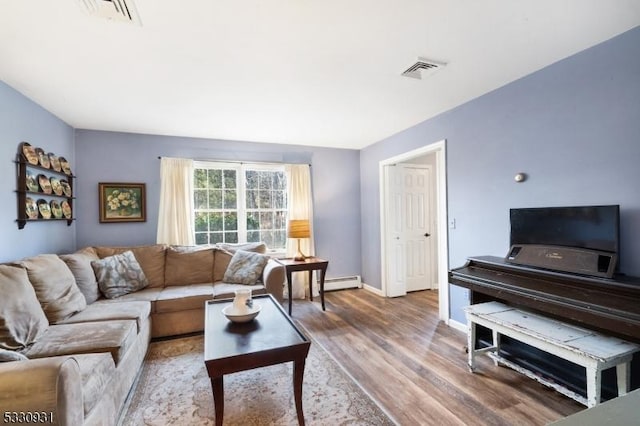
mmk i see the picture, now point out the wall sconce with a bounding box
[287,219,310,261]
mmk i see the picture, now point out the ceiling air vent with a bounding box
[401,58,446,79]
[77,0,142,25]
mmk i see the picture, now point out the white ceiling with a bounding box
[1,1,639,150]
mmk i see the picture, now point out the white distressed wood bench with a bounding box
[464,301,640,407]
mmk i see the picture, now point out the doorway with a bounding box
[379,140,449,322]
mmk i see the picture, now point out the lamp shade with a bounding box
[287,219,310,239]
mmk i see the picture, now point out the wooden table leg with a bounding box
[211,376,224,426]
[286,270,293,315]
[293,357,307,426]
[308,270,313,301]
[319,265,327,311]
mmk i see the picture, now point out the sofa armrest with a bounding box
[0,357,84,426]
[262,259,285,303]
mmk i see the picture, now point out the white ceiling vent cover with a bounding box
[402,58,446,79]
[78,0,141,25]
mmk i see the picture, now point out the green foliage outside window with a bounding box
[194,165,287,249]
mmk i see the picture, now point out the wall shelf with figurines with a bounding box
[16,142,75,229]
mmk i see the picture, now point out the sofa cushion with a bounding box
[92,251,149,299]
[213,243,267,282]
[19,254,87,324]
[164,246,214,286]
[97,288,162,313]
[155,284,214,313]
[0,348,29,362]
[212,282,267,300]
[0,264,49,350]
[213,248,233,282]
[223,250,270,285]
[23,320,137,365]
[59,248,101,304]
[58,301,151,333]
[74,353,116,416]
[95,244,166,288]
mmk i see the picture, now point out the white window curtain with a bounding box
[157,157,195,245]
[285,164,315,299]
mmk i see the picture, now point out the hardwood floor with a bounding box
[294,289,583,426]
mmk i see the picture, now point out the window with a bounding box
[193,162,288,250]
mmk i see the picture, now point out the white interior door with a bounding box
[386,164,434,296]
[385,165,406,297]
[403,165,434,292]
[379,140,449,322]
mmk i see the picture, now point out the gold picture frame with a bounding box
[99,182,146,223]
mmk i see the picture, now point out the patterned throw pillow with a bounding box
[91,251,149,299]
[223,250,270,285]
[217,242,267,254]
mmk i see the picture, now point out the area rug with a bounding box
[120,333,395,425]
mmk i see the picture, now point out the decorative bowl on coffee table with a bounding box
[222,303,261,323]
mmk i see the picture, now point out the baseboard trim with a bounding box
[448,319,467,334]
[362,283,384,297]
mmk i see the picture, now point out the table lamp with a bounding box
[287,219,310,261]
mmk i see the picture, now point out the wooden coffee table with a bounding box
[204,294,311,426]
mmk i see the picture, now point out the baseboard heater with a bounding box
[322,275,362,291]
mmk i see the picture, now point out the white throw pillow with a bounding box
[91,251,149,299]
[223,250,270,285]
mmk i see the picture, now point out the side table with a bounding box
[277,257,329,315]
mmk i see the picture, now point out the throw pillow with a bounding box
[223,250,270,285]
[0,264,49,350]
[213,248,233,282]
[91,251,149,299]
[59,248,101,304]
[165,246,214,285]
[0,349,29,362]
[95,245,167,288]
[19,254,87,323]
[217,242,267,254]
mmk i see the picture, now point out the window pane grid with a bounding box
[243,169,287,249]
[194,165,287,249]
[194,167,239,245]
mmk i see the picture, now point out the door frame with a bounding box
[379,140,449,323]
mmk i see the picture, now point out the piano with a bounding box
[449,256,640,398]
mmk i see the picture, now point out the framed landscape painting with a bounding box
[99,182,146,223]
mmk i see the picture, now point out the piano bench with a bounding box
[464,301,640,408]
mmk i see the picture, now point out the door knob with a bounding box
[424,233,430,237]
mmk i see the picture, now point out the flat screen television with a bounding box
[510,205,620,254]
[508,205,621,277]
[509,205,620,254]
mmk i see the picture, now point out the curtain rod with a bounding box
[157,156,310,166]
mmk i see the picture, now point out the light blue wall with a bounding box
[360,26,640,323]
[3,25,639,319]
[74,130,361,279]
[0,82,75,262]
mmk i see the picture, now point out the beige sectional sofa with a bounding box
[0,242,284,426]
